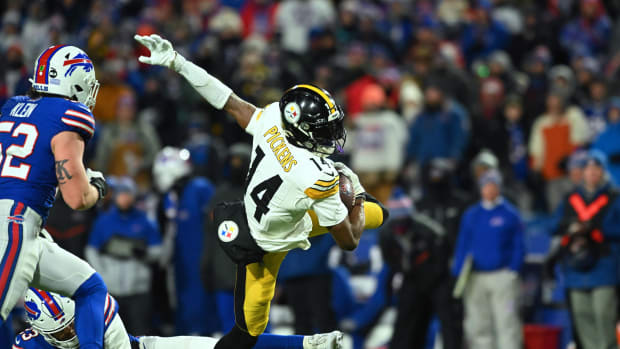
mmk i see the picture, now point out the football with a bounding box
[338,171,355,212]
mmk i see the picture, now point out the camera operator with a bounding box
[553,150,620,349]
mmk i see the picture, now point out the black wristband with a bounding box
[90,177,108,201]
[362,192,390,223]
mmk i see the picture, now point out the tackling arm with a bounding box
[51,131,100,210]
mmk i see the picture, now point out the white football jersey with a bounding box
[244,102,348,252]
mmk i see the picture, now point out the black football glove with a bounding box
[87,169,107,201]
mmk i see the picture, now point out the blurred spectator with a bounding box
[567,150,589,187]
[503,95,528,183]
[202,143,250,333]
[153,147,215,335]
[452,169,524,349]
[522,47,552,128]
[94,92,162,189]
[406,81,467,168]
[460,0,510,65]
[279,234,338,335]
[529,92,590,210]
[548,65,577,103]
[349,84,407,203]
[582,77,609,137]
[383,191,463,349]
[0,45,30,106]
[593,97,620,184]
[398,79,424,124]
[240,0,279,39]
[45,193,97,260]
[275,0,336,54]
[85,177,162,335]
[560,0,611,58]
[552,151,620,349]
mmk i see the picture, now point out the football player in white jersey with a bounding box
[135,34,387,349]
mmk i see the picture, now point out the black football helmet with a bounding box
[279,84,346,157]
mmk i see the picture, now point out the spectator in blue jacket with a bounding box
[593,97,620,184]
[85,177,162,335]
[552,150,620,349]
[560,0,611,58]
[406,82,467,167]
[452,169,524,349]
[460,0,510,66]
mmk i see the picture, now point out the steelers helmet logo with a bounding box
[218,220,239,243]
[284,102,301,124]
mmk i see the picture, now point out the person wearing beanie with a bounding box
[85,176,162,335]
[552,150,620,349]
[452,169,524,349]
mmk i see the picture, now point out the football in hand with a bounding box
[338,171,355,212]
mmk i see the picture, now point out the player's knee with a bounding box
[215,325,258,349]
[73,272,107,299]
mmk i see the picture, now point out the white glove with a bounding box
[134,34,185,71]
[86,168,104,181]
[334,162,365,197]
[134,34,232,109]
[86,168,107,200]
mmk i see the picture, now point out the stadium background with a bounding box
[3,0,620,348]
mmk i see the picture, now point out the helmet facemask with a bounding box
[285,104,347,157]
[39,320,79,349]
[72,74,100,110]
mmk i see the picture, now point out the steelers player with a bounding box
[135,34,387,349]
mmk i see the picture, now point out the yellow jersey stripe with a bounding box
[296,84,334,110]
[314,176,339,188]
[255,110,264,121]
[305,185,339,200]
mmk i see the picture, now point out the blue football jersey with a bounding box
[12,329,52,349]
[0,96,95,221]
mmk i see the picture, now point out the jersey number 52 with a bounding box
[246,146,283,222]
[0,121,38,180]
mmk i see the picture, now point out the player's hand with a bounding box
[334,162,365,197]
[87,168,108,200]
[134,34,180,70]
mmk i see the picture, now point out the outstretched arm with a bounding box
[134,34,256,128]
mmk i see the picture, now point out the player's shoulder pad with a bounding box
[257,102,280,123]
[300,156,340,200]
[56,99,95,138]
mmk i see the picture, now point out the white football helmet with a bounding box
[24,288,78,349]
[30,45,100,110]
[153,147,192,192]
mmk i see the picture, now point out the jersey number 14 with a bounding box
[0,121,38,180]
[246,146,283,222]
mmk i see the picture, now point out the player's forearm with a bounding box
[223,93,257,128]
[64,179,99,211]
[349,197,366,243]
[174,55,232,109]
[173,55,255,127]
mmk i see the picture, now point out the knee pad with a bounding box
[215,325,258,349]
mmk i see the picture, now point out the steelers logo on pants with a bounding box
[218,220,239,242]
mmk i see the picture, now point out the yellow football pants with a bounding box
[233,202,385,336]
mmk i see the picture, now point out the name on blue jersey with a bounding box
[9,103,38,118]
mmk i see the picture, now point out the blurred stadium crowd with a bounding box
[4,0,620,348]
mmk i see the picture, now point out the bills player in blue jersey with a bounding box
[14,287,342,349]
[0,45,111,349]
